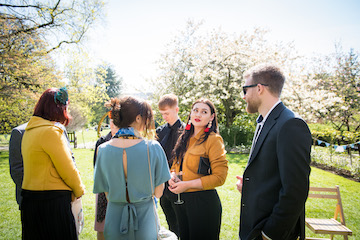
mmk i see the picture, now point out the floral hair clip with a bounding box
[105,98,121,111]
[54,87,68,105]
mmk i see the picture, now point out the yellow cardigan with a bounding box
[171,130,228,192]
[22,116,85,198]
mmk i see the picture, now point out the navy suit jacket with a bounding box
[9,123,27,207]
[239,102,312,240]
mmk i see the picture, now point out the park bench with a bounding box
[68,131,77,148]
[305,186,352,240]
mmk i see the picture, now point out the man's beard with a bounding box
[246,98,260,114]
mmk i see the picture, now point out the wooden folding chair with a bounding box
[305,186,352,240]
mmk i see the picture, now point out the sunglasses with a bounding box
[242,83,269,95]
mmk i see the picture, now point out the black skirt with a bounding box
[21,190,77,240]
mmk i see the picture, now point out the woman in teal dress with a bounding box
[93,96,171,240]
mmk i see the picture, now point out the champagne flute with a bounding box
[173,171,184,205]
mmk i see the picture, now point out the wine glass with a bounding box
[173,171,184,205]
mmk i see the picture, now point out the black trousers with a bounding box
[160,183,180,237]
[173,189,222,240]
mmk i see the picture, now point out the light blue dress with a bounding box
[93,140,171,240]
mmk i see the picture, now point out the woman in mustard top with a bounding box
[21,88,85,240]
[168,98,228,240]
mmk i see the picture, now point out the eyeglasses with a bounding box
[242,83,269,95]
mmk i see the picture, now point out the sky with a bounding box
[87,0,360,93]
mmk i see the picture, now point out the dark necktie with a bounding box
[250,115,263,155]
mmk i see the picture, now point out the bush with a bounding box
[219,124,253,147]
[309,124,360,146]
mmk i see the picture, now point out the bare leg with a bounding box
[97,231,105,240]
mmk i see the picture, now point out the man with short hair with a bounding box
[236,64,312,240]
[156,94,184,237]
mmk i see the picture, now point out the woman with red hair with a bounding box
[21,87,85,240]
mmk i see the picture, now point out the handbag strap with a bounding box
[147,142,154,195]
[147,142,160,238]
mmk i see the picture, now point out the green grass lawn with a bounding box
[74,129,100,146]
[1,149,359,239]
[0,134,10,147]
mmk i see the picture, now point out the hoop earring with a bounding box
[185,120,192,131]
[204,121,212,133]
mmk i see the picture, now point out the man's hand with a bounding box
[236,175,243,193]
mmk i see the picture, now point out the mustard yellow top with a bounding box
[171,130,228,192]
[21,116,85,198]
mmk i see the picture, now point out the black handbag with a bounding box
[197,156,211,175]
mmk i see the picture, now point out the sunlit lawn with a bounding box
[0,148,359,239]
[70,129,99,147]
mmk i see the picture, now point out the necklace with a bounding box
[113,127,142,139]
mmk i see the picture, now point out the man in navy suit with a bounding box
[9,123,28,208]
[236,64,312,240]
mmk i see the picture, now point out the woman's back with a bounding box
[93,139,171,240]
[95,140,151,202]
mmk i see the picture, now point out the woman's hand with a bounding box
[168,171,187,194]
[71,192,82,202]
[168,171,181,184]
[168,180,188,194]
[168,172,203,194]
